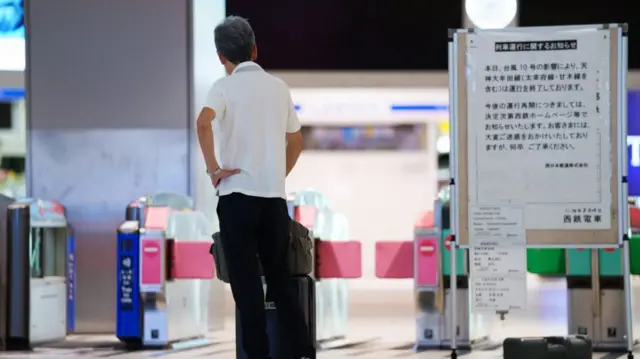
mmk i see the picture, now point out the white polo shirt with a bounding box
[204,61,301,199]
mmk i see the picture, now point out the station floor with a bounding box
[3,275,640,358]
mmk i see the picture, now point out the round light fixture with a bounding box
[465,0,518,29]
[436,135,450,154]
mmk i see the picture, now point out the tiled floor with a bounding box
[2,275,640,358]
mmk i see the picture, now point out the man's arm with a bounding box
[286,131,303,176]
[196,107,219,173]
[285,91,303,176]
[196,85,226,173]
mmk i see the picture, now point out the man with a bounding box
[196,16,310,359]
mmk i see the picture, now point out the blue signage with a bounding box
[629,91,640,196]
[66,231,76,332]
[116,230,141,339]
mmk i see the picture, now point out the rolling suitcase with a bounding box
[503,335,592,359]
[236,275,316,359]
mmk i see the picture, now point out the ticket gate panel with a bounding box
[415,289,442,348]
[28,224,71,343]
[599,288,626,346]
[566,249,591,275]
[165,279,210,342]
[30,277,66,343]
[441,230,465,276]
[567,285,594,338]
[630,238,640,274]
[443,288,470,345]
[598,249,623,276]
[116,226,142,341]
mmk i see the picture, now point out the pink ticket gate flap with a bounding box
[294,206,317,229]
[140,230,164,293]
[167,240,215,279]
[632,207,640,230]
[374,241,413,279]
[444,235,453,251]
[315,240,362,279]
[144,206,171,230]
[415,238,439,287]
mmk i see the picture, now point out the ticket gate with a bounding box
[1,199,74,350]
[295,190,348,345]
[125,192,226,333]
[116,199,215,349]
[414,198,494,350]
[566,244,640,351]
[313,207,350,344]
[126,191,194,221]
[293,189,362,347]
[375,187,495,351]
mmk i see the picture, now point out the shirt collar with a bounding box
[231,61,263,74]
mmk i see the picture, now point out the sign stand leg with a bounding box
[450,237,458,359]
[623,238,635,359]
[447,32,459,359]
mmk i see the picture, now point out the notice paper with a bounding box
[469,205,527,312]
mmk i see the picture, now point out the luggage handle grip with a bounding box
[543,335,588,345]
[543,336,566,345]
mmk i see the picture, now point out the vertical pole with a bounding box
[618,25,633,358]
[622,240,634,353]
[450,239,458,355]
[7,204,31,349]
[448,32,459,358]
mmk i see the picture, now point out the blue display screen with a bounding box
[629,91,640,196]
[0,0,25,71]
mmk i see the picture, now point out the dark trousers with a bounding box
[217,193,312,359]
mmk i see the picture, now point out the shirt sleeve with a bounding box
[204,84,226,121]
[286,92,301,133]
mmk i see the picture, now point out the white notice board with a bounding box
[450,24,627,314]
[451,25,627,246]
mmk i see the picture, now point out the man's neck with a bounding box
[224,63,237,75]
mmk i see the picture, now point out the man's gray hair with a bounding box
[214,16,255,65]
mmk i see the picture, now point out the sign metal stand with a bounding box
[448,24,629,359]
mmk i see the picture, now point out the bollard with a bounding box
[126,204,141,222]
[0,194,15,351]
[6,203,30,350]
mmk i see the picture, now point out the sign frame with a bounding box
[451,25,628,247]
[447,23,629,355]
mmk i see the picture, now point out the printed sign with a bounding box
[139,230,164,293]
[118,255,134,311]
[468,205,526,311]
[17,199,67,227]
[415,237,439,286]
[66,232,76,331]
[470,244,526,275]
[471,275,527,312]
[466,30,612,230]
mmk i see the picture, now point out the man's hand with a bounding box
[211,168,241,188]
